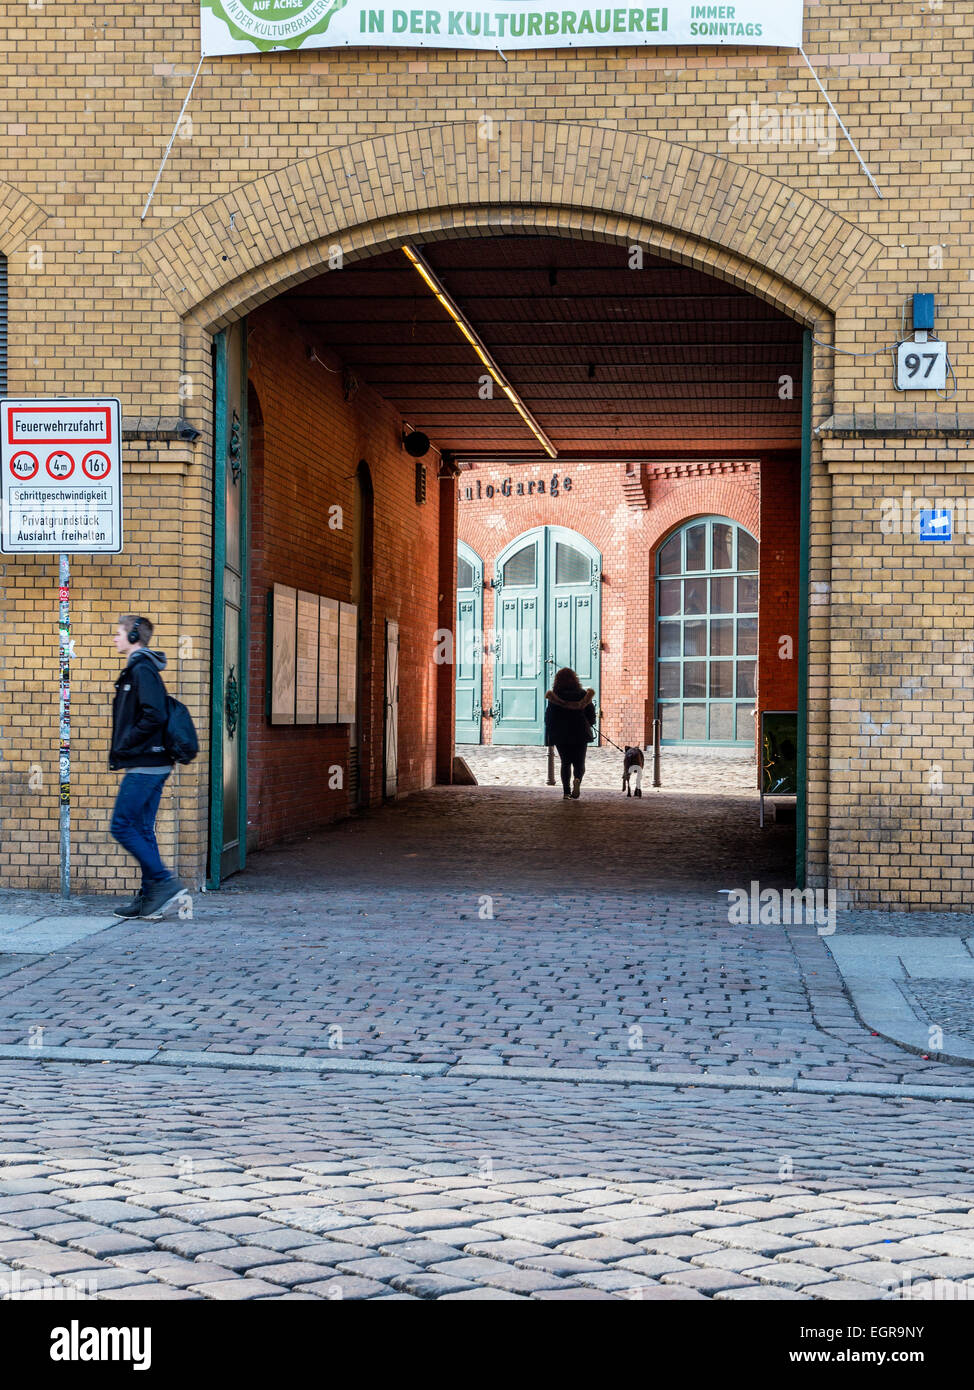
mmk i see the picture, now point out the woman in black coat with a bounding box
[544,667,597,799]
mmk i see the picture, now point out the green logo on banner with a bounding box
[204,0,349,50]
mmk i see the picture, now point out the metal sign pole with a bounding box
[58,553,70,898]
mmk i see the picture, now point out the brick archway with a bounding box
[143,119,862,892]
[646,475,761,557]
[138,120,881,334]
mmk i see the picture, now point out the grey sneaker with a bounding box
[571,777,581,799]
[113,892,144,919]
[140,877,188,920]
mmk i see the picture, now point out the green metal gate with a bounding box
[208,322,249,886]
[491,526,601,745]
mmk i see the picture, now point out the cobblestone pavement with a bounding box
[908,982,974,1046]
[2,786,974,1300]
[460,743,757,794]
[0,787,970,1088]
[1,1062,973,1301]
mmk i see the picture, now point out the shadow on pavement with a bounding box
[240,785,796,898]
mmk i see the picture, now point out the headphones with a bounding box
[128,618,145,645]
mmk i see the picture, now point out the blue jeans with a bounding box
[110,772,171,890]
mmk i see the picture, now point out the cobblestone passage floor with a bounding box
[2,785,974,1300]
[0,787,969,1087]
[1,1063,973,1301]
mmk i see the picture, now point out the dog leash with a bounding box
[598,731,636,756]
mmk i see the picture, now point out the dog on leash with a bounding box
[622,746,644,797]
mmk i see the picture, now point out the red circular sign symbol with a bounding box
[81,450,111,480]
[46,451,75,480]
[9,451,39,480]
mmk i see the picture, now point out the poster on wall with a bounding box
[318,596,340,724]
[201,0,804,56]
[296,590,320,724]
[270,584,297,725]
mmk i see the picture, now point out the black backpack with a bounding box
[164,694,199,764]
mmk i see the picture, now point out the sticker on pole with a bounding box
[1,398,122,553]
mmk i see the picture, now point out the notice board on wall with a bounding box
[269,583,357,726]
[296,590,320,724]
[270,584,296,725]
[318,596,340,724]
[761,710,798,795]
[759,708,798,829]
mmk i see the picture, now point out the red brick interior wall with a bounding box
[456,461,634,744]
[757,454,801,721]
[457,459,778,750]
[246,302,442,850]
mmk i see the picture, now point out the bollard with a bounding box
[547,744,556,786]
[653,718,662,788]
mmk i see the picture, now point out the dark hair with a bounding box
[553,666,583,697]
[119,614,153,646]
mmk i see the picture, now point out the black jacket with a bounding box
[544,685,597,748]
[110,649,173,769]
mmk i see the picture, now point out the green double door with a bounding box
[491,525,600,746]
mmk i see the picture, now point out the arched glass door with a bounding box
[455,541,483,743]
[492,526,601,745]
[656,517,758,745]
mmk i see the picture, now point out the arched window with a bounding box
[656,518,758,745]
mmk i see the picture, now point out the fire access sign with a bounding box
[0,398,122,553]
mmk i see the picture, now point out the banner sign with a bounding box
[201,0,804,55]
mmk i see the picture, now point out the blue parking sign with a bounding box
[918,508,952,541]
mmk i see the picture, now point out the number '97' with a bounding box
[903,352,939,378]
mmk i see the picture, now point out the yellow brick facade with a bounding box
[0,2,972,907]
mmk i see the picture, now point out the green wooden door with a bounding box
[492,526,601,745]
[208,322,249,886]
[546,526,601,735]
[492,529,544,745]
[455,540,483,743]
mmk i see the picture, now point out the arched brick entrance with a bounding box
[135,121,883,893]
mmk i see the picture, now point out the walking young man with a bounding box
[109,615,186,919]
